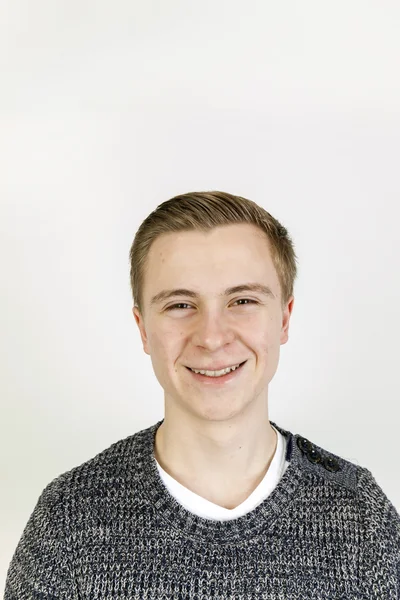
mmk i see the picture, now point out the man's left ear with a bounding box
[280,296,294,345]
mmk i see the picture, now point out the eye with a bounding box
[233,298,259,306]
[166,303,193,310]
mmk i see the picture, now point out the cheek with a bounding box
[148,326,182,362]
[251,320,272,344]
[253,321,281,357]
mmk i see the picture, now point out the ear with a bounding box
[132,306,150,355]
[280,296,294,345]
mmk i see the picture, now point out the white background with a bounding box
[1,0,400,589]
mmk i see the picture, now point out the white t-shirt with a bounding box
[155,425,290,521]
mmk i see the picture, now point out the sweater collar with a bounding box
[133,419,306,545]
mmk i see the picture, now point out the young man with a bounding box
[5,191,400,598]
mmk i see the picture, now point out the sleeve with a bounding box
[357,466,400,595]
[386,500,400,588]
[3,480,79,600]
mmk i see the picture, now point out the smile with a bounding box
[186,361,247,378]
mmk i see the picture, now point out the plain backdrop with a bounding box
[1,0,400,590]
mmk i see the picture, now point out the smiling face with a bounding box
[133,223,294,423]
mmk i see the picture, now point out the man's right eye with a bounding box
[166,303,192,310]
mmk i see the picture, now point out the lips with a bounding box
[185,360,247,383]
[186,360,247,372]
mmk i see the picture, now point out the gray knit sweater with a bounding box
[4,420,400,599]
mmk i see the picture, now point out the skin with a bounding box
[133,223,294,509]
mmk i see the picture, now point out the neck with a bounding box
[154,407,277,509]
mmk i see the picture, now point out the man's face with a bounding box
[133,223,294,423]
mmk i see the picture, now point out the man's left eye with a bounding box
[234,299,258,305]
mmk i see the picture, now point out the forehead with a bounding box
[149,223,272,261]
[142,223,280,300]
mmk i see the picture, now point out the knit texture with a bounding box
[4,420,400,599]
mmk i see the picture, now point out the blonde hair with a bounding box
[129,191,298,314]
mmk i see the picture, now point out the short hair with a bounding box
[129,191,298,314]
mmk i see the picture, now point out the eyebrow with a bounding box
[150,283,276,306]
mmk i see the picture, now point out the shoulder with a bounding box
[293,429,399,524]
[273,421,397,506]
[291,430,360,491]
[38,422,156,509]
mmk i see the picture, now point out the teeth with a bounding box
[190,363,242,377]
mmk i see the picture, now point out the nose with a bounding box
[190,309,236,351]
